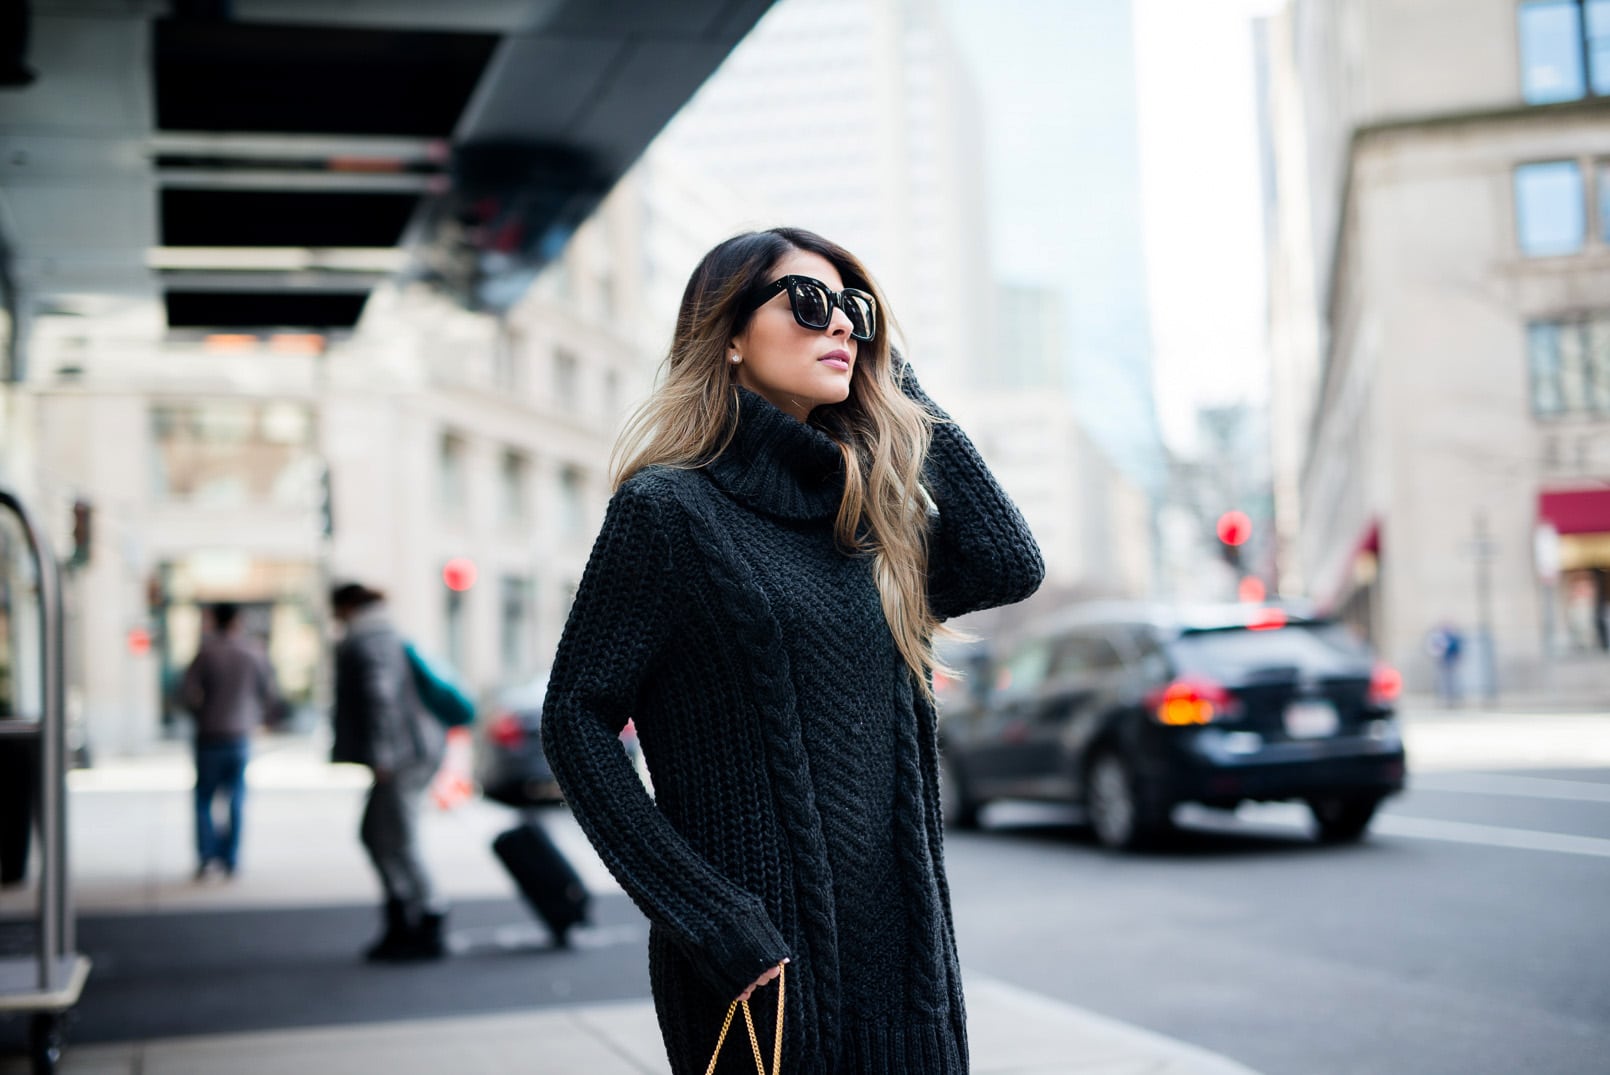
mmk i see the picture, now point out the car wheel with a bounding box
[1086,749,1167,850]
[940,754,981,830]
[1308,795,1380,844]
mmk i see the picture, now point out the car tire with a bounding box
[1086,749,1169,851]
[940,754,982,831]
[1308,795,1380,844]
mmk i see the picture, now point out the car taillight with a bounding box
[1248,607,1287,631]
[489,712,524,748]
[1368,663,1402,706]
[1146,678,1235,726]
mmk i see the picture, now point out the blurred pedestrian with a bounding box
[1425,621,1464,708]
[182,601,281,879]
[542,228,1044,1073]
[329,582,448,962]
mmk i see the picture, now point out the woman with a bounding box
[542,228,1043,1073]
[329,582,447,961]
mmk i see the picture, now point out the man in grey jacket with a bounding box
[330,582,447,961]
[182,602,281,879]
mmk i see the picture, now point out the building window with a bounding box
[1519,0,1610,102]
[1595,1,1610,93]
[439,433,466,512]
[1528,315,1610,418]
[500,575,534,678]
[1600,162,1610,241]
[500,450,529,525]
[150,401,315,507]
[558,466,586,538]
[493,321,523,392]
[1515,161,1586,256]
[554,347,580,409]
[445,588,466,674]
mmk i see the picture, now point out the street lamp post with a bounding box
[1469,510,1500,707]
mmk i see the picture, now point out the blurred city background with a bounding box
[1,1,1608,1074]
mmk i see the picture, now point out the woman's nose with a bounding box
[826,305,854,338]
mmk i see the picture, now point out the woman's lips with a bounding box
[819,350,851,372]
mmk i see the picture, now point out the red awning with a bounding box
[1538,488,1610,535]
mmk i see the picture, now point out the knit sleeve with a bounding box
[899,360,1046,620]
[541,478,792,998]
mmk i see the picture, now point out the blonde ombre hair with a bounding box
[612,227,946,691]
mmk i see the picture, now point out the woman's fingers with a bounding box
[734,960,789,1004]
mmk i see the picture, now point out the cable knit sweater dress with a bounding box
[541,371,1044,1074]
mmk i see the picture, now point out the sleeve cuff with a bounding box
[692,902,792,1000]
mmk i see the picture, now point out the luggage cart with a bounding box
[0,489,90,1074]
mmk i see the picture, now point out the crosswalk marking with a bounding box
[1371,814,1610,859]
[1219,802,1610,860]
[1409,772,1610,805]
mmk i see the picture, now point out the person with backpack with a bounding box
[329,582,448,961]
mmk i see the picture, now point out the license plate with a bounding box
[1285,700,1339,739]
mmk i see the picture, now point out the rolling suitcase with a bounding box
[492,820,590,947]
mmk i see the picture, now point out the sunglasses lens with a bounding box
[842,291,876,340]
[788,279,832,329]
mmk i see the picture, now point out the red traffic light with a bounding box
[442,557,478,592]
[1216,511,1252,547]
[127,627,153,656]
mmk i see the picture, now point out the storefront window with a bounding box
[1539,490,1610,655]
[154,557,321,728]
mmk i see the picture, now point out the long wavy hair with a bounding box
[612,227,944,690]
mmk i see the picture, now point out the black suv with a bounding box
[937,603,1407,849]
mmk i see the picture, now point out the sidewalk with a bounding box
[1397,703,1610,773]
[32,981,1261,1075]
[2,736,1261,1075]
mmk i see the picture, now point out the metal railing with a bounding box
[0,485,88,1070]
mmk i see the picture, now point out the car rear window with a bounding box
[1166,622,1370,680]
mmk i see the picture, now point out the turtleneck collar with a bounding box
[704,387,845,520]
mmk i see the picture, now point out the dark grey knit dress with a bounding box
[542,372,1043,1074]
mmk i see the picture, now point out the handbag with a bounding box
[704,963,785,1075]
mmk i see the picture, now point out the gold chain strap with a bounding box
[703,963,786,1075]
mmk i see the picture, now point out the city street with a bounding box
[945,707,1610,1075]
[6,2,1609,1072]
[1,707,1606,1073]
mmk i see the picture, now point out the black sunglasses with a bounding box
[740,274,877,341]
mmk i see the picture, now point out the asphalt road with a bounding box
[942,724,1610,1075]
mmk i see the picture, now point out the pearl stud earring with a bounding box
[730,353,741,364]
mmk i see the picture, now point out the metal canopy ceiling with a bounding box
[0,0,772,366]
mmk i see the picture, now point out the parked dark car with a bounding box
[475,675,639,809]
[937,603,1407,849]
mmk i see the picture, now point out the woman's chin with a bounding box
[809,374,853,406]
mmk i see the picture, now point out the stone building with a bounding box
[1261,0,1610,699]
